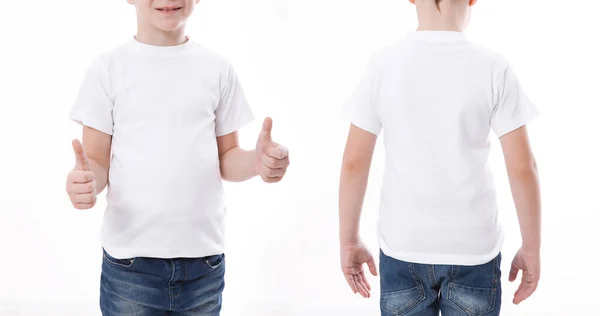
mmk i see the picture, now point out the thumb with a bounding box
[72,139,91,171]
[367,257,378,276]
[259,117,273,143]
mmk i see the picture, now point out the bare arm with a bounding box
[81,126,111,193]
[218,118,290,183]
[217,131,257,182]
[339,124,377,245]
[500,126,541,252]
[338,124,378,298]
[500,125,541,305]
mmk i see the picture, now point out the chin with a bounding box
[154,21,184,31]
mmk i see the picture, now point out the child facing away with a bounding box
[65,1,290,314]
[338,0,541,315]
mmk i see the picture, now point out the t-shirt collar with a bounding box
[408,31,467,43]
[126,36,194,57]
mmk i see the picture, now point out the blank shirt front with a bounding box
[343,31,538,265]
[70,38,254,259]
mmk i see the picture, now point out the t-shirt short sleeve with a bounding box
[341,56,382,136]
[215,64,254,137]
[69,59,115,135]
[491,62,539,137]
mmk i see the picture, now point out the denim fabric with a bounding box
[380,250,501,316]
[100,249,225,315]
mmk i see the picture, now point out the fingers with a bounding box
[259,117,273,142]
[345,274,358,294]
[67,181,96,195]
[74,202,95,210]
[509,262,519,282]
[73,193,96,204]
[340,244,373,299]
[72,139,91,171]
[514,278,525,298]
[367,257,378,276]
[514,279,537,304]
[265,145,288,160]
[258,147,290,182]
[261,154,289,169]
[514,271,539,304]
[355,274,370,298]
[68,170,96,184]
[258,163,288,178]
[67,171,96,200]
[359,271,371,291]
[67,169,97,209]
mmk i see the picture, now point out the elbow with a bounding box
[508,157,539,180]
[218,157,228,180]
[341,159,358,173]
[220,171,235,183]
[341,158,367,175]
[219,164,230,181]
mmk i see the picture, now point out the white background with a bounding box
[1,0,599,315]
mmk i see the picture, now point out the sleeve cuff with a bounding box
[494,108,539,138]
[69,111,113,136]
[215,110,255,137]
[341,109,382,136]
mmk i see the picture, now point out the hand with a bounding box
[340,242,378,298]
[255,117,290,183]
[66,139,97,210]
[509,247,541,304]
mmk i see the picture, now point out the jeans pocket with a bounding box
[203,254,225,269]
[103,249,136,268]
[448,283,496,316]
[381,284,426,316]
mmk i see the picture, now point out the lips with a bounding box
[156,7,183,12]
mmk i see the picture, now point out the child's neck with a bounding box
[416,6,466,32]
[417,21,463,32]
[135,25,188,47]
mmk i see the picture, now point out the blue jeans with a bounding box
[380,250,502,316]
[100,249,225,315]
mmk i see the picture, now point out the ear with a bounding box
[127,0,135,5]
[469,0,478,6]
[408,0,416,4]
[196,0,201,3]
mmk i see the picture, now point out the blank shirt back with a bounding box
[343,31,539,265]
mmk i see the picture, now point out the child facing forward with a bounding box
[338,0,541,315]
[65,1,290,315]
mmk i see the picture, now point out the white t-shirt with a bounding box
[343,31,539,266]
[70,38,254,259]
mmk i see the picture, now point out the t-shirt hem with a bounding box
[379,237,503,266]
[102,246,225,259]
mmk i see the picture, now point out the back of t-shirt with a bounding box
[343,31,538,265]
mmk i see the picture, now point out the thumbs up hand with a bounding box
[66,139,97,209]
[255,118,290,183]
